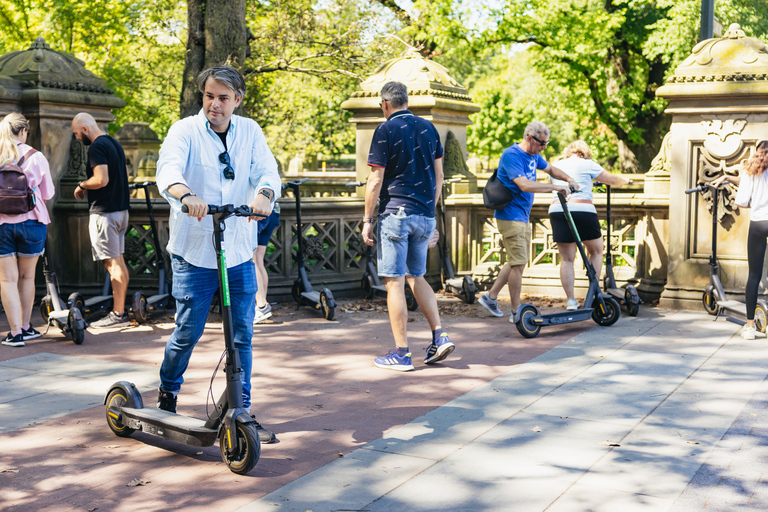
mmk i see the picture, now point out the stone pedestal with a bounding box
[656,24,768,309]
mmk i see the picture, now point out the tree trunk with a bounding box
[180,0,248,119]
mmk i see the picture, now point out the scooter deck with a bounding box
[118,406,218,446]
[533,309,594,326]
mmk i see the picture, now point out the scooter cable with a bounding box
[205,349,227,418]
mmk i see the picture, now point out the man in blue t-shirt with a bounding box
[362,81,454,372]
[477,121,578,324]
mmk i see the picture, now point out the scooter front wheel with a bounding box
[68,308,86,345]
[361,275,375,300]
[702,287,718,316]
[220,421,261,475]
[405,284,419,311]
[131,291,148,323]
[105,388,135,437]
[462,276,477,304]
[320,290,335,321]
[625,286,640,317]
[592,297,621,326]
[291,281,302,305]
[68,292,85,319]
[515,305,541,338]
[40,295,52,323]
[755,300,768,333]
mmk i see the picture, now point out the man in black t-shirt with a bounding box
[71,113,131,328]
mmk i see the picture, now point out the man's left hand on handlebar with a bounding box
[247,192,273,220]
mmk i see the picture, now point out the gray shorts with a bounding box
[89,211,129,261]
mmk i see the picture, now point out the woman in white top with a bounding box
[712,140,768,340]
[549,141,629,310]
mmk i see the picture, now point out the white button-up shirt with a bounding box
[156,110,281,269]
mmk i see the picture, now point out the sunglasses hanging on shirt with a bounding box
[219,151,234,180]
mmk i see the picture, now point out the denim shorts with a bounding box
[376,209,436,277]
[0,220,47,258]
[254,209,280,248]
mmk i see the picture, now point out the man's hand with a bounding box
[567,180,580,192]
[362,222,375,246]
[428,228,439,249]
[247,192,272,221]
[554,184,572,196]
[74,185,86,201]
[182,194,208,221]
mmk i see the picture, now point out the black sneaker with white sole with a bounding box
[22,326,41,341]
[2,332,25,347]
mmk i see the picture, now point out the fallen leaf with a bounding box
[338,452,344,458]
[1,467,19,473]
[103,445,120,449]
[687,441,700,445]
[532,426,542,432]
[127,478,150,487]
[596,441,621,447]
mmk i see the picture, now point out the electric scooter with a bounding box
[515,189,621,338]
[39,241,87,345]
[126,181,173,323]
[104,204,264,475]
[285,179,336,320]
[602,183,641,316]
[437,177,477,304]
[686,181,768,331]
[345,180,418,311]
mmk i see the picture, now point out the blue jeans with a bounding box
[376,209,435,277]
[160,256,257,408]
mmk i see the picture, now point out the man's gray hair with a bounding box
[197,66,246,99]
[524,121,550,139]
[381,81,408,109]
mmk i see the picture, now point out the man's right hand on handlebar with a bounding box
[181,193,209,221]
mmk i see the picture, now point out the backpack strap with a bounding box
[16,148,38,168]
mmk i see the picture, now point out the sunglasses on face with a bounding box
[219,151,234,180]
[530,135,549,147]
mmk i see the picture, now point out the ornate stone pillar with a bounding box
[656,24,768,309]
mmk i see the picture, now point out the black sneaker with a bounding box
[90,311,130,329]
[157,390,177,413]
[251,416,276,444]
[2,332,25,347]
[22,325,41,341]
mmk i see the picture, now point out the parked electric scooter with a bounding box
[602,183,641,316]
[285,178,336,320]
[69,272,112,323]
[39,241,87,345]
[346,180,418,311]
[437,177,477,304]
[515,189,621,338]
[686,181,768,330]
[125,181,173,323]
[104,204,264,475]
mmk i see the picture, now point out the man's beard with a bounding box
[81,134,92,146]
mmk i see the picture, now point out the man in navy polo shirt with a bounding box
[361,81,454,372]
[477,121,578,324]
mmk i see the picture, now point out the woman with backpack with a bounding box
[0,113,55,347]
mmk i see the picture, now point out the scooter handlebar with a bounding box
[181,204,267,218]
[346,181,366,187]
[685,185,706,194]
[128,181,156,190]
[282,178,309,190]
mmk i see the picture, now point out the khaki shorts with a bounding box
[89,210,129,261]
[497,219,530,267]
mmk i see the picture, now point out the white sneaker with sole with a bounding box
[566,298,579,311]
[254,303,273,325]
[478,293,504,317]
[742,326,756,340]
[509,309,519,324]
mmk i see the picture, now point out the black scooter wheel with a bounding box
[68,309,85,345]
[625,287,640,317]
[462,276,477,304]
[515,305,541,338]
[67,292,85,319]
[105,388,135,437]
[320,291,335,321]
[755,301,768,333]
[291,281,302,305]
[40,295,52,323]
[220,421,261,475]
[132,291,148,323]
[702,287,718,316]
[592,297,621,326]
[361,275,375,300]
[405,284,419,311]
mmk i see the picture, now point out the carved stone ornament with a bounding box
[701,116,747,159]
[64,135,87,180]
[693,141,753,221]
[349,233,367,257]
[443,131,470,178]
[304,235,325,261]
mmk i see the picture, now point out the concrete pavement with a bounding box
[1,299,767,511]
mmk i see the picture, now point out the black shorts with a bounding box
[549,211,602,243]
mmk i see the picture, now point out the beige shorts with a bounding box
[497,219,531,267]
[89,210,129,261]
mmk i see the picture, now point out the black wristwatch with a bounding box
[258,188,272,201]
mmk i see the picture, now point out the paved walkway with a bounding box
[1,299,767,511]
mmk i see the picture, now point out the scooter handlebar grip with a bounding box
[685,186,704,194]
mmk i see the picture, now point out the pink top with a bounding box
[0,142,55,225]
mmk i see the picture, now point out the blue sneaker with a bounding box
[374,349,414,371]
[424,333,455,364]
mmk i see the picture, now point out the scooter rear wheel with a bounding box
[755,301,768,333]
[320,291,335,321]
[361,275,375,300]
[220,421,261,475]
[40,295,52,323]
[405,284,419,311]
[515,305,541,338]
[105,388,135,437]
[131,291,149,323]
[462,276,477,304]
[702,287,718,316]
[592,297,621,326]
[291,281,302,305]
[624,287,640,317]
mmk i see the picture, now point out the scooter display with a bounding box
[602,183,640,316]
[346,180,418,311]
[39,241,87,345]
[514,189,621,338]
[126,181,173,323]
[437,177,477,304]
[685,181,768,331]
[104,204,264,475]
[285,178,336,320]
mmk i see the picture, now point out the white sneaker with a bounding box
[509,309,519,323]
[254,303,273,325]
[742,326,756,340]
[566,298,579,311]
[478,293,504,317]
